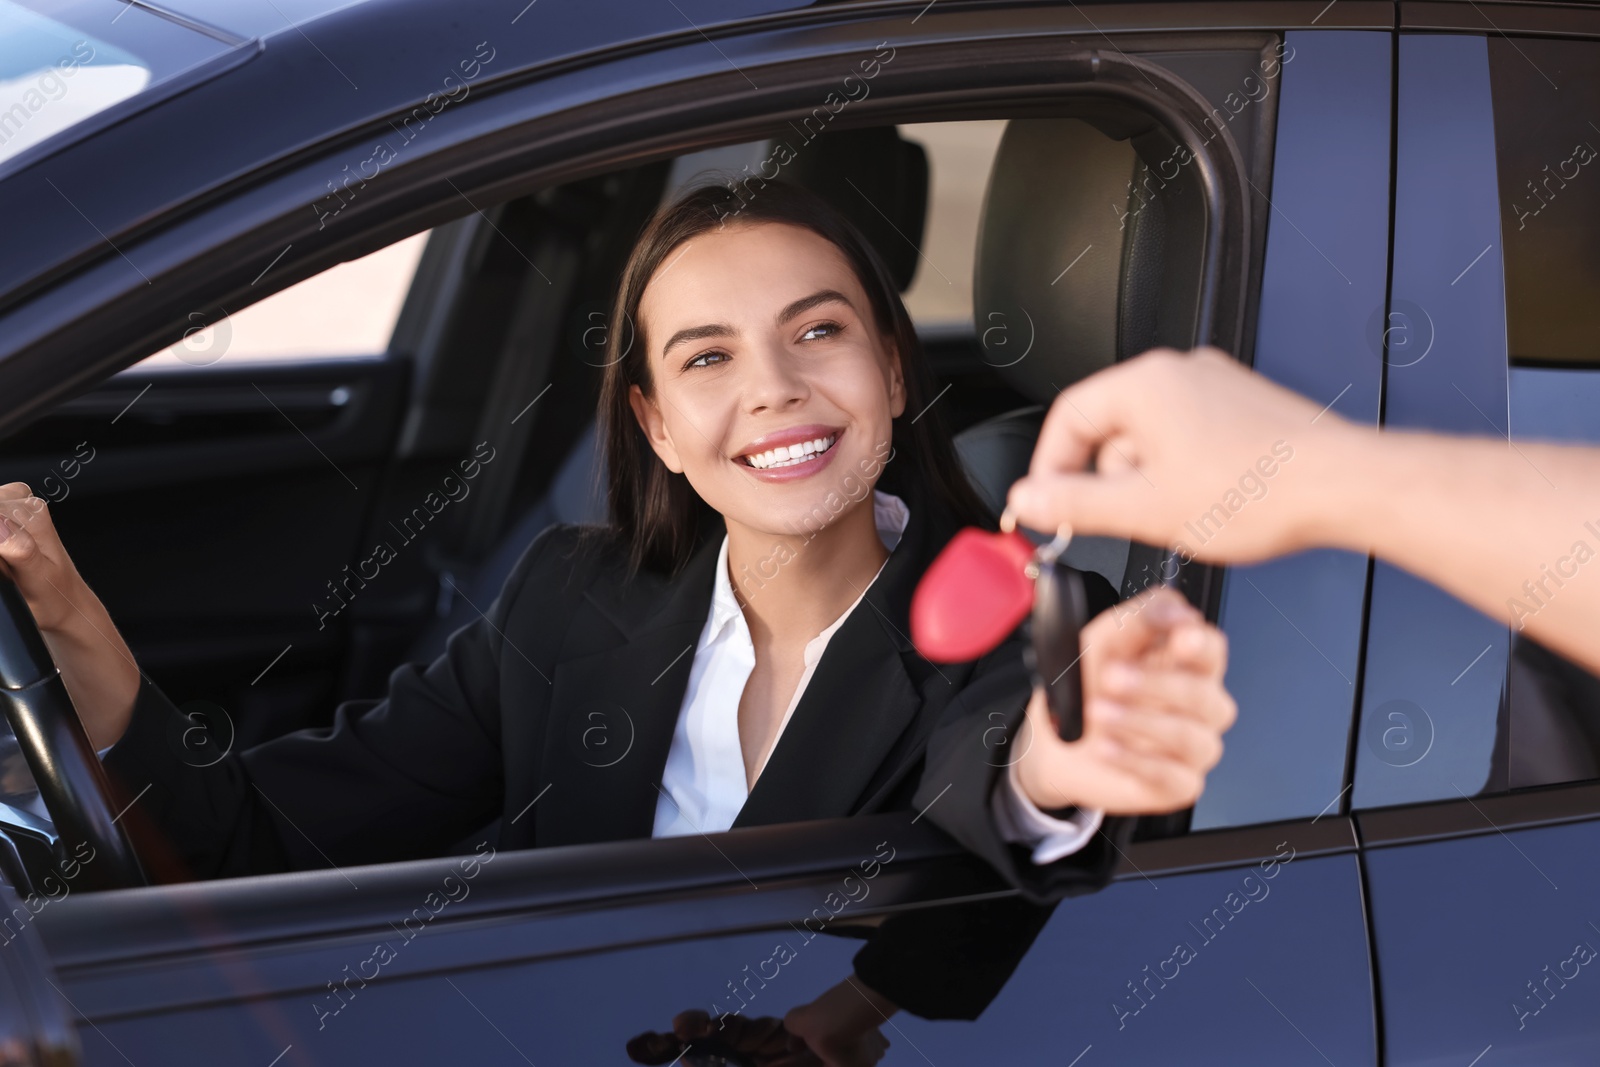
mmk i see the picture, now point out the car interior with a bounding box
[0,104,1224,892]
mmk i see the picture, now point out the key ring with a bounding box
[1000,508,1072,577]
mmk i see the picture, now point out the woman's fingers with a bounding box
[0,493,61,557]
[1081,586,1196,679]
[1090,699,1226,771]
[1099,748,1208,813]
[1021,591,1237,813]
[1160,617,1229,678]
[0,513,41,569]
[1098,662,1237,734]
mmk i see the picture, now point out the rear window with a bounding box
[1489,35,1600,368]
[0,0,231,173]
[1483,35,1600,793]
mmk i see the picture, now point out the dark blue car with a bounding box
[1,0,1599,1062]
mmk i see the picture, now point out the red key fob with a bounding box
[909,528,1037,663]
[911,527,1087,742]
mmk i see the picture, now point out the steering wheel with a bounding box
[0,578,146,890]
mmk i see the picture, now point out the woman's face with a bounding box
[630,220,905,540]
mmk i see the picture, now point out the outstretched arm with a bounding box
[1006,347,1600,677]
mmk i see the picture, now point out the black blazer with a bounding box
[103,483,1134,905]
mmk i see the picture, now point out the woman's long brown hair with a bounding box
[599,179,994,575]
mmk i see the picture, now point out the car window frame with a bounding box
[1350,22,1600,839]
[2,8,1347,930]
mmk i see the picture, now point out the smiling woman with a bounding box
[0,175,1234,1054]
[600,182,990,578]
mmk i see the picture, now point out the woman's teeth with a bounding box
[742,434,837,470]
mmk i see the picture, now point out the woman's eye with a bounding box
[685,350,729,369]
[800,321,844,342]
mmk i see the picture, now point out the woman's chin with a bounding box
[718,475,879,545]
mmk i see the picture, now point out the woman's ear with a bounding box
[883,334,907,418]
[628,384,685,473]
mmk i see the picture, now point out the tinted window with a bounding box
[0,1,148,167]
[1349,34,1600,809]
[1490,37,1600,368]
[1487,38,1600,791]
[120,232,431,371]
[1487,365,1600,791]
[0,0,231,173]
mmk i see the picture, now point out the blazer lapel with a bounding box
[534,533,722,848]
[734,486,957,827]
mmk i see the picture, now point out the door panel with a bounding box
[50,820,1374,1067]
[893,850,1374,1064]
[11,13,1396,1063]
[1364,815,1600,1065]
[0,356,408,741]
[1363,28,1600,1065]
[1193,29,1392,831]
[1353,33,1511,811]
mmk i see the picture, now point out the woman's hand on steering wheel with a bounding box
[0,482,139,750]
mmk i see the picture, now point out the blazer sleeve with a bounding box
[846,569,1144,1019]
[910,568,1137,906]
[100,524,571,880]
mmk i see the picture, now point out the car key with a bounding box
[1021,532,1088,742]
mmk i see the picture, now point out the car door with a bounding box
[6,4,1396,1065]
[0,253,416,745]
[898,25,1392,1064]
[0,0,438,746]
[1356,17,1600,1065]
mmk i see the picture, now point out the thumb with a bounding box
[1006,470,1165,543]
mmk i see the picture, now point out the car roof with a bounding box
[0,0,808,316]
[140,0,379,43]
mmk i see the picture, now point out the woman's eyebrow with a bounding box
[658,289,854,359]
[777,288,853,325]
[661,322,735,358]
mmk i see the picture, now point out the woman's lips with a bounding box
[740,431,838,469]
[734,428,844,482]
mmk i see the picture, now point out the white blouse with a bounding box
[651,490,1104,865]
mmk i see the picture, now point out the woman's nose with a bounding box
[742,345,809,413]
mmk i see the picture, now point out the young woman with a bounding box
[0,179,1232,1055]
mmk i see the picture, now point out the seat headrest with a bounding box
[783,126,928,292]
[975,117,1202,404]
